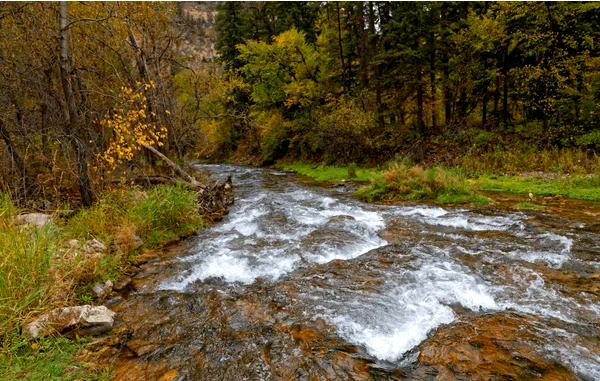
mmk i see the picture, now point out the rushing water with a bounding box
[112,165,600,380]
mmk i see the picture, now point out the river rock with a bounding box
[26,305,116,339]
[14,213,53,227]
[113,276,132,291]
[93,280,114,299]
[326,215,356,225]
[84,239,107,255]
[416,312,578,380]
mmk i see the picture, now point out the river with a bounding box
[107,165,600,380]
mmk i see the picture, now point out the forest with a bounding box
[1,2,599,207]
[0,2,599,380]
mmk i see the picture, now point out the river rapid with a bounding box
[107,165,600,380]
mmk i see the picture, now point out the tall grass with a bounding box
[461,147,600,175]
[0,196,56,336]
[0,184,203,340]
[128,184,203,246]
[356,163,489,204]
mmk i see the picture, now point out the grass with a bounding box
[461,145,600,175]
[472,174,600,202]
[0,184,203,380]
[355,163,490,205]
[280,162,378,182]
[0,335,109,381]
[282,160,600,204]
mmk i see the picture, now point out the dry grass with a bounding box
[461,147,600,175]
[357,163,489,204]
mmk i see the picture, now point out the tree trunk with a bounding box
[416,68,425,136]
[501,43,509,128]
[482,90,488,130]
[493,71,500,128]
[368,2,384,131]
[0,119,32,196]
[142,143,200,187]
[59,1,94,206]
[429,30,437,132]
[335,3,346,87]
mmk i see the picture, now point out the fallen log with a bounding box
[141,144,233,220]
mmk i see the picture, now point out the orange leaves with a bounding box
[99,81,168,169]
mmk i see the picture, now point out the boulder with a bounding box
[26,305,116,339]
[15,213,53,227]
[84,239,107,255]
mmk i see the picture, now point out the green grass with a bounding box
[0,198,58,337]
[472,175,600,202]
[355,163,491,205]
[0,185,204,380]
[281,162,379,182]
[128,184,203,247]
[281,161,600,204]
[64,183,203,248]
[0,335,108,381]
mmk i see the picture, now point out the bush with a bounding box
[312,96,376,164]
[356,163,487,204]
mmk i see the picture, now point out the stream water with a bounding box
[108,165,600,380]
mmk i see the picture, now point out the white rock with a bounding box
[26,305,116,339]
[14,213,53,227]
[83,239,107,255]
[92,280,114,299]
[68,239,79,248]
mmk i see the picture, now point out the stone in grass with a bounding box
[14,213,53,227]
[83,239,107,255]
[26,305,116,339]
[93,280,114,299]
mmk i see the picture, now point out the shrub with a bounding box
[313,96,376,164]
[356,163,486,204]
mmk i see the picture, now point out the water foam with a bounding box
[160,185,386,290]
[320,259,497,361]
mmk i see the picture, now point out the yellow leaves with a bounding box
[99,82,168,169]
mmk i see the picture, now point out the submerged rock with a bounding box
[15,213,53,227]
[416,312,578,380]
[26,305,116,339]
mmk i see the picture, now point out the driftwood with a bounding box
[142,144,234,221]
[197,175,233,222]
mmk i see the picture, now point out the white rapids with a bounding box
[159,165,600,379]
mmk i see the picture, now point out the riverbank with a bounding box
[281,162,600,204]
[0,185,205,380]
